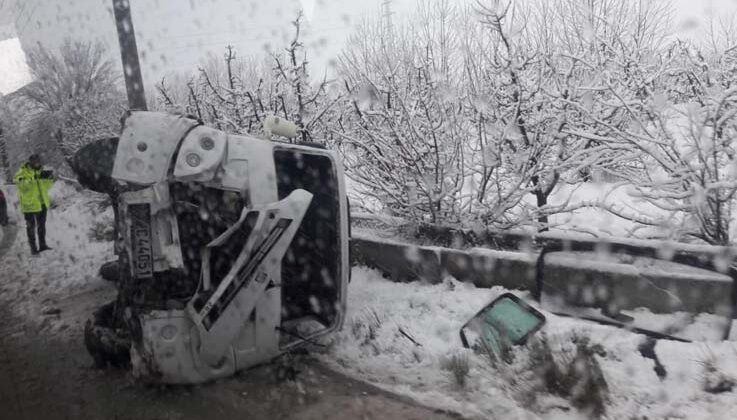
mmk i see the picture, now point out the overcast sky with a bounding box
[2,0,737,95]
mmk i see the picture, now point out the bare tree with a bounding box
[462,0,676,232]
[19,40,125,161]
[335,0,470,223]
[570,39,737,245]
[472,1,593,230]
[150,0,737,244]
[156,12,338,144]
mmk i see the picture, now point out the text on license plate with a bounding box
[129,203,153,279]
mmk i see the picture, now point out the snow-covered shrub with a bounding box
[348,308,384,355]
[508,333,609,418]
[441,351,471,388]
[700,354,736,394]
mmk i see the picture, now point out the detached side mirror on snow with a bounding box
[460,293,546,358]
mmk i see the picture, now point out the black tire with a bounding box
[84,301,132,369]
[99,260,121,283]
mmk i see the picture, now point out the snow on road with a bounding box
[322,267,737,419]
[4,181,737,419]
[0,184,458,420]
[0,181,114,326]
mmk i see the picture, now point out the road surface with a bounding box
[0,221,460,420]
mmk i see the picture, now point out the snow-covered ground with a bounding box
[321,267,737,419]
[3,181,737,419]
[0,181,114,326]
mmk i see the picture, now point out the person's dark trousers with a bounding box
[24,208,48,253]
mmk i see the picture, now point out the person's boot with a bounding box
[28,235,39,255]
[39,229,51,252]
[39,226,50,251]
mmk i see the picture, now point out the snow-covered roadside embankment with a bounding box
[0,181,115,328]
[320,267,737,419]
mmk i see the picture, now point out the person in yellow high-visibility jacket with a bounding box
[14,154,54,254]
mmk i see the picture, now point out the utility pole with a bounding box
[0,124,8,182]
[381,0,394,51]
[112,0,147,111]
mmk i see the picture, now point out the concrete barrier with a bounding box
[350,237,443,284]
[441,248,537,290]
[541,253,732,315]
[413,223,737,272]
[350,233,734,316]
